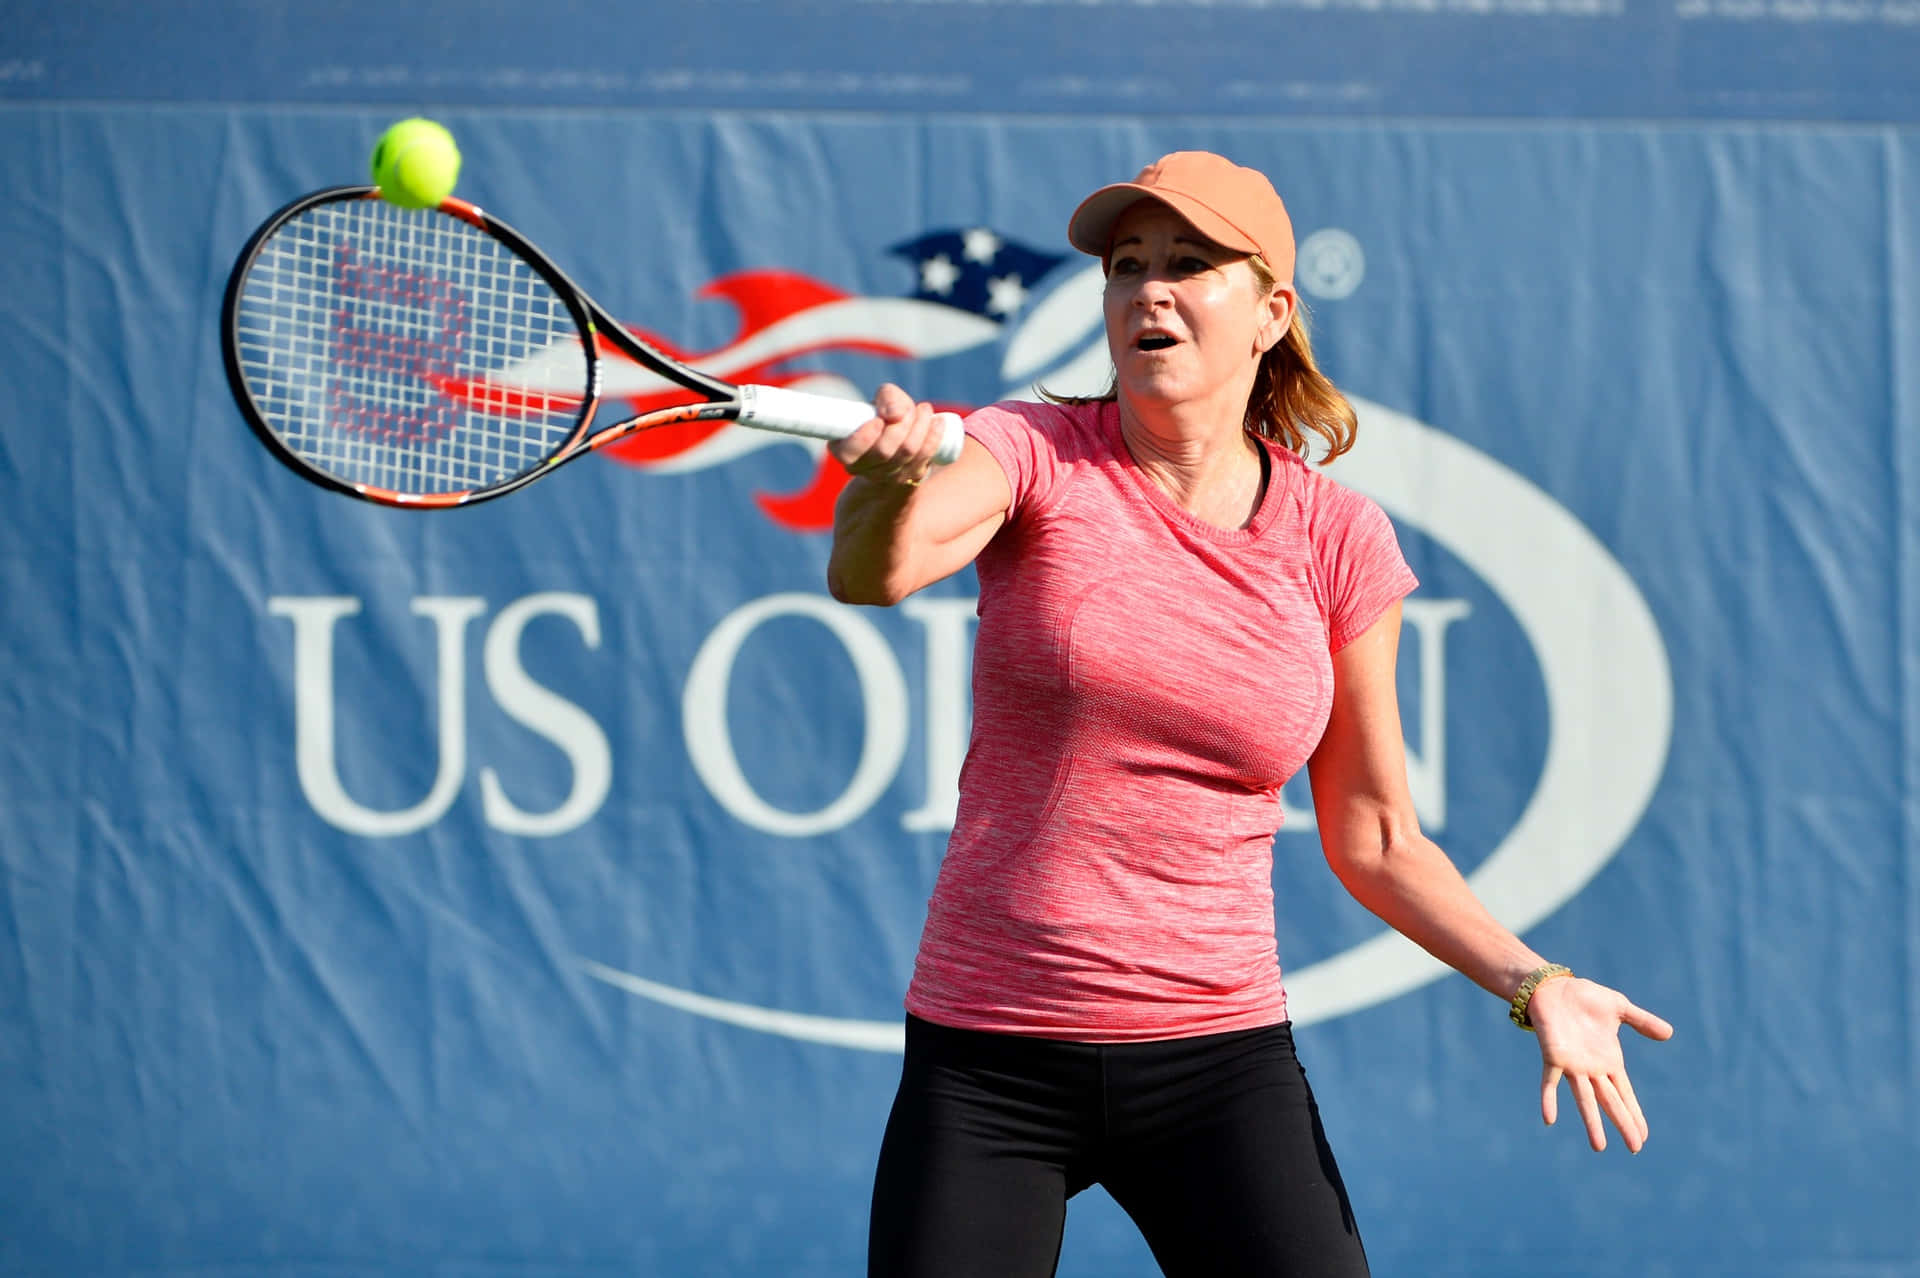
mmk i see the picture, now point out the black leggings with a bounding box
[868,1015,1370,1278]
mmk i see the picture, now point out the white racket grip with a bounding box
[735,384,965,465]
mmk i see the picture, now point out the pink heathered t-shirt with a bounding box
[903,399,1418,1042]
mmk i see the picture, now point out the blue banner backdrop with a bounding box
[7,0,1920,122]
[1,103,1916,1276]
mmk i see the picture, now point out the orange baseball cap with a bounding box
[1067,151,1295,285]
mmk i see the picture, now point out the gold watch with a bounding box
[1508,963,1574,1031]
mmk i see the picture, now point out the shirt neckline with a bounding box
[1103,401,1287,547]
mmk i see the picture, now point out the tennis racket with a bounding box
[220,185,964,508]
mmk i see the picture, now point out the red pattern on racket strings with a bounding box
[325,243,480,447]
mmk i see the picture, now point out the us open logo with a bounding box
[268,234,1672,1050]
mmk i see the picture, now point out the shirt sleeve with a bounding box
[1310,475,1420,652]
[963,400,1073,521]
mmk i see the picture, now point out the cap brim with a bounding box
[1066,184,1262,260]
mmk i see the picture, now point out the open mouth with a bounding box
[1136,334,1177,351]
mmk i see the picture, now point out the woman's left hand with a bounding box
[1524,976,1673,1153]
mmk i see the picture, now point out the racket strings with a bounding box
[232,199,587,497]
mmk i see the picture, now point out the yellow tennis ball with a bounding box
[370,118,461,209]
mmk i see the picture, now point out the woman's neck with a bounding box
[1117,402,1268,530]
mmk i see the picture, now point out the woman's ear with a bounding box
[1256,284,1296,354]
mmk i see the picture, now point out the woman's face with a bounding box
[1101,201,1292,423]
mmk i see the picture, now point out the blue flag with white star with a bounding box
[891,227,1068,321]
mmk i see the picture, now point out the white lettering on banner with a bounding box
[683,593,910,837]
[898,596,978,832]
[1276,596,1473,834]
[478,593,613,837]
[682,593,981,837]
[1402,597,1474,832]
[271,595,483,837]
[270,593,608,837]
[271,586,1467,843]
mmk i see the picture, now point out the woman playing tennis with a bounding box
[827,150,1672,1278]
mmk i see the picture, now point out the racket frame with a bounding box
[221,185,747,509]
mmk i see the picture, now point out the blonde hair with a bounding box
[1043,254,1357,463]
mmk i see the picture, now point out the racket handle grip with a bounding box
[736,385,966,466]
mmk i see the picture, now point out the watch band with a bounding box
[1508,963,1574,1031]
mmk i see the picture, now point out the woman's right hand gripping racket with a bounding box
[220,186,964,508]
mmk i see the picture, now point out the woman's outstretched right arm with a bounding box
[826,383,1013,606]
